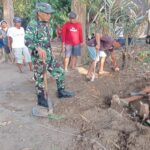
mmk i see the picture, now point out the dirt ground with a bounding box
[0,42,150,150]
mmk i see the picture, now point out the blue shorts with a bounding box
[65,44,81,57]
[87,46,101,61]
[117,38,125,46]
[0,39,4,48]
[4,46,10,54]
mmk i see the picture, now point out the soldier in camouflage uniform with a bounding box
[25,2,75,110]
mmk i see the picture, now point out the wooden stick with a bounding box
[43,61,48,98]
[79,114,90,123]
[123,95,144,103]
[123,87,150,104]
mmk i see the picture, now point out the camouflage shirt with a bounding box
[25,19,52,62]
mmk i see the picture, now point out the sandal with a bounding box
[98,71,110,75]
[114,67,120,71]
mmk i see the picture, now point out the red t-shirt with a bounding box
[62,21,83,45]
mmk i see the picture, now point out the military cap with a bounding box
[36,2,55,14]
[68,11,77,19]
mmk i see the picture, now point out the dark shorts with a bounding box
[117,38,125,46]
[0,39,4,48]
[65,44,81,57]
[4,46,10,54]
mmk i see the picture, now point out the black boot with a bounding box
[58,89,75,98]
[37,93,49,108]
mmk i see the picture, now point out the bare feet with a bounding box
[114,67,120,72]
[86,73,98,81]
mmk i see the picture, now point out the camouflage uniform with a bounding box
[25,3,67,108]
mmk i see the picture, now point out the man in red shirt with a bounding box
[62,11,83,72]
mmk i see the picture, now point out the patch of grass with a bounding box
[48,114,65,120]
[144,57,150,63]
[138,49,150,63]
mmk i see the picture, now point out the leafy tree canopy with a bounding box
[13,0,71,29]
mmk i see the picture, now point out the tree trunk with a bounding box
[2,0,14,26]
[71,0,87,64]
[148,9,150,35]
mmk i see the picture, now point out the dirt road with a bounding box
[0,63,76,150]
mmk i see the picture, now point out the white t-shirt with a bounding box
[115,26,124,38]
[7,27,25,48]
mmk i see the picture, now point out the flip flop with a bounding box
[98,71,110,75]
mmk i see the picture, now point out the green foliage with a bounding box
[12,0,148,39]
[13,0,34,18]
[13,0,71,33]
[138,50,150,63]
[84,0,148,38]
[144,57,150,63]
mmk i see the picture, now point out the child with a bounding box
[56,24,62,41]
[0,20,12,63]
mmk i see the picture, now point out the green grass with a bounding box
[138,49,150,63]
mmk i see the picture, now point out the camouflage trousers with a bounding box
[33,56,65,100]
